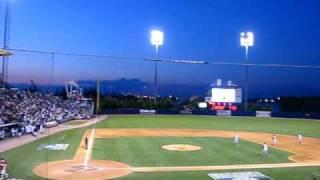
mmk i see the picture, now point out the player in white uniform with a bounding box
[0,158,8,179]
[272,135,277,146]
[297,134,303,144]
[262,143,268,156]
[233,134,240,144]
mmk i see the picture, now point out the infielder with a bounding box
[262,143,268,156]
[272,135,277,146]
[297,134,303,144]
[233,134,240,144]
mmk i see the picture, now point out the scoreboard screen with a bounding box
[211,88,242,103]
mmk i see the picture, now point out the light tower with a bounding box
[150,30,164,106]
[1,0,11,87]
[240,32,254,111]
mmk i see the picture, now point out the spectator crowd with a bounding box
[0,88,93,140]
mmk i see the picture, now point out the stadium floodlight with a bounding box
[240,31,254,112]
[240,32,254,47]
[151,30,164,51]
[150,29,164,105]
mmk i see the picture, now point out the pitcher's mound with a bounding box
[162,144,201,151]
[33,159,131,180]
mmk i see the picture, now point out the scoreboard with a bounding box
[209,102,238,111]
[201,80,243,111]
[203,87,242,111]
[211,88,242,103]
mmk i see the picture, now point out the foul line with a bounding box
[69,162,320,172]
[83,118,97,167]
[130,163,320,172]
[59,135,66,142]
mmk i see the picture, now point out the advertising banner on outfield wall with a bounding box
[139,109,156,115]
[216,110,232,116]
[180,110,192,115]
[256,111,272,118]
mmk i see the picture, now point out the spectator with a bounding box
[11,128,16,137]
[0,129,5,139]
[0,88,92,139]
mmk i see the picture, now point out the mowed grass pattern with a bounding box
[93,137,291,167]
[95,115,320,138]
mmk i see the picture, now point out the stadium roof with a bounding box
[0,49,12,56]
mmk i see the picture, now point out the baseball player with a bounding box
[272,135,277,146]
[297,134,303,144]
[233,134,240,144]
[85,135,88,150]
[262,143,268,156]
[0,158,8,179]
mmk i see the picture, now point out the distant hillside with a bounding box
[9,78,208,99]
[77,78,208,98]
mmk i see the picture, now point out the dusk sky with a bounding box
[1,0,320,97]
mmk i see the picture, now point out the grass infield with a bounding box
[93,137,291,166]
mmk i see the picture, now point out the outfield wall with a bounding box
[100,108,320,120]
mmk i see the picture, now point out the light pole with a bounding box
[240,32,254,111]
[1,0,11,87]
[150,30,164,107]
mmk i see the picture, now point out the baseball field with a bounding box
[1,115,320,179]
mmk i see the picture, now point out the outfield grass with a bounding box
[95,115,320,138]
[1,115,320,179]
[93,137,291,166]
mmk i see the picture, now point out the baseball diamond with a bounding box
[1,115,320,179]
[2,1,320,179]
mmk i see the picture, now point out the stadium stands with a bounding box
[0,88,93,140]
